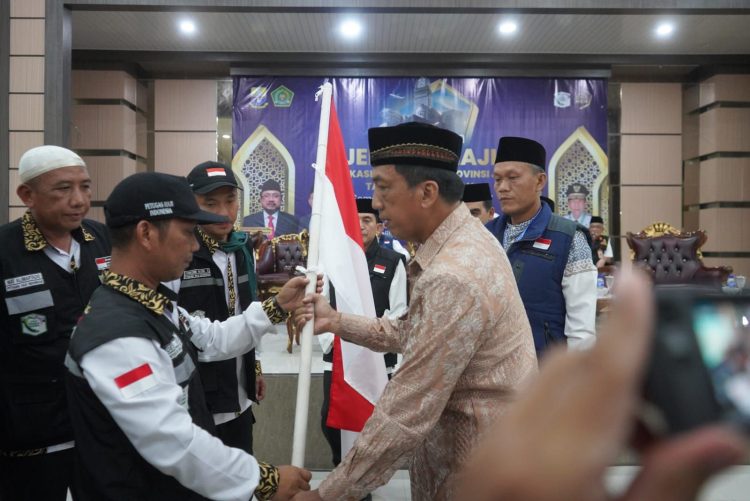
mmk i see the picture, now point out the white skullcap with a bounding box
[18,145,86,183]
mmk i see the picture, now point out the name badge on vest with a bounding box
[5,272,44,292]
[373,264,386,274]
[95,256,112,271]
[165,334,184,360]
[183,268,211,280]
[533,238,552,251]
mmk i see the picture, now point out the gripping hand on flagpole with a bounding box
[275,274,324,314]
[296,293,342,335]
[273,465,313,501]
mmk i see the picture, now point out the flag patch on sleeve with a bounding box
[532,238,552,250]
[95,256,111,271]
[373,264,386,274]
[114,363,157,399]
[206,167,226,177]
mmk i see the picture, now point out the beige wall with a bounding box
[685,74,750,277]
[70,70,148,222]
[619,83,683,236]
[153,80,218,176]
[6,0,46,220]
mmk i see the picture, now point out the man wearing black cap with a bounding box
[318,198,408,468]
[565,182,592,227]
[486,137,597,357]
[64,172,313,501]
[298,123,536,501]
[589,215,613,270]
[242,179,300,237]
[174,161,263,456]
[462,182,496,224]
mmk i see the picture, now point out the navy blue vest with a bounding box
[486,204,577,357]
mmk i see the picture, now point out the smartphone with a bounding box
[642,288,750,436]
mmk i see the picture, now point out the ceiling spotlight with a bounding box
[221,134,231,139]
[655,22,674,37]
[339,20,363,39]
[179,19,196,35]
[498,21,518,35]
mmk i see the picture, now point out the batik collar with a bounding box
[197,226,220,254]
[101,270,172,316]
[22,210,95,252]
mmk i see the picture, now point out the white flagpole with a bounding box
[291,81,332,467]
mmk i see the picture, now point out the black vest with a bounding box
[66,284,213,501]
[178,234,257,413]
[324,240,404,369]
[0,217,110,450]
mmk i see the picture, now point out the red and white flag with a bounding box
[115,363,157,399]
[316,100,388,432]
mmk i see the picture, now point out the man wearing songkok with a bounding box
[319,197,409,469]
[589,215,614,270]
[298,122,537,501]
[564,182,592,227]
[242,179,300,237]
[462,182,496,224]
[64,172,313,501]
[0,145,110,500]
[486,137,597,356]
[176,161,263,455]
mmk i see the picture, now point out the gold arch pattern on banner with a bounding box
[232,125,296,219]
[548,126,609,230]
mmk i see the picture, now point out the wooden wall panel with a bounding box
[9,94,44,130]
[699,157,750,204]
[154,132,217,176]
[699,108,750,156]
[154,80,216,132]
[620,83,682,134]
[620,186,683,235]
[620,134,682,185]
[9,19,45,56]
[9,56,44,93]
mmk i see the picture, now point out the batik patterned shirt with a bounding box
[318,204,538,501]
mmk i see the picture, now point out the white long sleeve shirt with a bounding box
[78,301,276,501]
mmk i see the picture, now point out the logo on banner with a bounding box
[271,86,294,107]
[576,88,592,110]
[554,92,571,108]
[249,86,269,109]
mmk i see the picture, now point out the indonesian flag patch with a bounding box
[373,264,386,274]
[115,363,157,399]
[532,238,552,250]
[95,256,111,271]
[206,167,226,177]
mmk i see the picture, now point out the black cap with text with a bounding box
[105,172,229,228]
[187,161,242,194]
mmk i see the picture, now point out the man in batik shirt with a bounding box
[297,122,538,501]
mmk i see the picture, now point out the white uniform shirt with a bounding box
[77,300,277,501]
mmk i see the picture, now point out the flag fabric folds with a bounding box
[316,100,388,432]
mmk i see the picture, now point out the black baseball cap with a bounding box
[187,161,242,194]
[105,172,229,228]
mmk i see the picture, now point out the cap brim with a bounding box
[185,209,231,225]
[192,181,242,194]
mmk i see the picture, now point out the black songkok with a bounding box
[368,122,463,172]
[462,183,492,203]
[494,136,546,170]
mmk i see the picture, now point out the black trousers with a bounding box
[215,407,255,455]
[0,448,76,501]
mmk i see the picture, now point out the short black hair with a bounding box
[482,199,493,211]
[394,164,464,203]
[109,219,171,249]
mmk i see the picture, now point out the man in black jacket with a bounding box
[0,146,111,500]
[179,161,262,454]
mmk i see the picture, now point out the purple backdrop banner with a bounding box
[232,77,608,223]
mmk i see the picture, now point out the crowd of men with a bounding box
[1,122,746,501]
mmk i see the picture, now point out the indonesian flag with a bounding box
[317,100,388,432]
